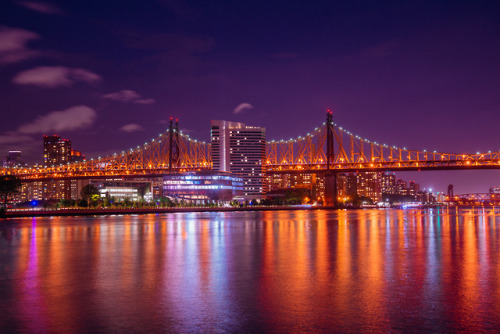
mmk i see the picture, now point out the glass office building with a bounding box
[163,171,243,203]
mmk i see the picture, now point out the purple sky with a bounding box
[0,0,499,194]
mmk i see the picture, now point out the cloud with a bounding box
[233,102,253,114]
[18,105,97,134]
[0,26,40,64]
[12,66,101,87]
[18,1,65,15]
[120,124,144,133]
[102,89,156,104]
[135,98,156,104]
[0,133,34,145]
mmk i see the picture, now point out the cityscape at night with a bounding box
[1,0,500,332]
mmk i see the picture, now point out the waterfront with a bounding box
[1,208,500,332]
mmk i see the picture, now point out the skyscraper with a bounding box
[43,135,71,166]
[211,120,266,199]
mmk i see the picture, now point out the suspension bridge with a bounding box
[2,111,500,181]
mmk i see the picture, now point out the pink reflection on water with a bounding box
[16,217,48,332]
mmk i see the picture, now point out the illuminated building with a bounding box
[381,172,396,195]
[15,180,72,202]
[396,179,408,195]
[43,179,72,200]
[70,150,86,163]
[409,181,420,197]
[43,135,71,166]
[266,172,325,201]
[489,187,500,194]
[163,171,243,203]
[337,173,357,198]
[416,191,436,204]
[211,120,266,199]
[356,172,382,202]
[90,180,153,202]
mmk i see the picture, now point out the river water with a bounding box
[0,208,499,333]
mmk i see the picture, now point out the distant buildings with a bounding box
[70,149,86,163]
[272,170,436,204]
[356,172,382,202]
[43,135,71,166]
[380,172,396,194]
[7,123,440,206]
[490,187,500,194]
[42,135,86,166]
[211,120,266,200]
[2,150,23,167]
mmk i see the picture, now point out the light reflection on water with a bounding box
[0,208,500,332]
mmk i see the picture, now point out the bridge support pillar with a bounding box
[324,172,338,207]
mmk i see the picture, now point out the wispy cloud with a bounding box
[102,89,155,104]
[12,66,101,87]
[0,26,40,64]
[18,1,65,15]
[233,102,253,114]
[18,105,97,134]
[0,133,34,145]
[120,123,144,133]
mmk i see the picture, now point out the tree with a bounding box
[80,184,99,202]
[0,175,22,210]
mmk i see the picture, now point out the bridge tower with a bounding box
[325,110,338,207]
[168,118,180,171]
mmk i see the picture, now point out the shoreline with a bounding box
[1,204,494,218]
[0,205,335,218]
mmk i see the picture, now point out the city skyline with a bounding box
[1,0,500,194]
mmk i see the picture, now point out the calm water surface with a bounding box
[1,208,500,333]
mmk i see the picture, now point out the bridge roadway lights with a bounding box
[324,171,338,207]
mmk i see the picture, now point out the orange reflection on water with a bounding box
[2,209,500,332]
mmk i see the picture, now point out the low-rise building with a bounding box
[163,171,243,204]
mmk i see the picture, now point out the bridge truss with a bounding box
[2,111,500,181]
[266,110,500,173]
[2,119,211,181]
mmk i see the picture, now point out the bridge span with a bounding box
[2,112,500,181]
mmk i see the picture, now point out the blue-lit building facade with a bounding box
[163,172,243,203]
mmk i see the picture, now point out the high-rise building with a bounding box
[356,172,382,202]
[381,172,396,195]
[211,120,266,199]
[337,173,357,198]
[43,135,71,166]
[396,179,408,195]
[409,181,420,198]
